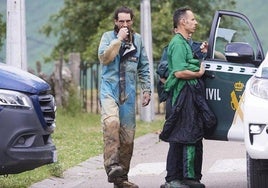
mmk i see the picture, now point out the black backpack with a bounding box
[156,46,169,103]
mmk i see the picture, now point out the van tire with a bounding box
[247,153,268,188]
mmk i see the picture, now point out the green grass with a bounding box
[0,108,164,188]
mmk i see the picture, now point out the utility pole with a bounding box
[140,0,155,122]
[6,0,27,70]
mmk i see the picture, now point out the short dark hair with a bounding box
[114,6,134,20]
[173,7,192,28]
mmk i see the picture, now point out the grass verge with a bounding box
[0,108,165,188]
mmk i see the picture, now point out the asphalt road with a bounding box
[31,133,247,188]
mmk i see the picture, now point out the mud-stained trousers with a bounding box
[101,96,136,183]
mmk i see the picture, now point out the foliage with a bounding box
[0,13,5,51]
[0,107,164,187]
[40,0,236,63]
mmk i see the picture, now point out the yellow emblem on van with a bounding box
[230,81,245,121]
[234,81,244,91]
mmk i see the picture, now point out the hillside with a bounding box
[0,0,64,73]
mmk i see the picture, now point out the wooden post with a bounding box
[69,52,81,86]
[53,60,63,107]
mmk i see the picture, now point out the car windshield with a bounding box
[254,53,268,78]
[261,67,268,78]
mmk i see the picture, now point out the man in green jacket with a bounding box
[161,7,206,188]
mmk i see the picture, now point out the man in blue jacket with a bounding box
[98,6,151,188]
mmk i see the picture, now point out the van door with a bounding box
[203,10,264,141]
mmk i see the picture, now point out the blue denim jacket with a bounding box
[98,31,151,127]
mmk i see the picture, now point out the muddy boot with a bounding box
[113,127,137,188]
[114,180,139,188]
[108,165,124,179]
[114,176,139,188]
[103,117,123,182]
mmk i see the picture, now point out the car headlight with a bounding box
[0,89,32,109]
[250,76,268,99]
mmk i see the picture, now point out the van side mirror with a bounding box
[225,42,255,63]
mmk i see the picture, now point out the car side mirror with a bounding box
[225,42,255,63]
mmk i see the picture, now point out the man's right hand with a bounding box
[200,41,208,53]
[117,27,129,41]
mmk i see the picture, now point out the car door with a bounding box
[203,10,265,141]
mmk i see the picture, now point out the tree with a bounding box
[0,13,6,51]
[151,0,236,58]
[41,0,236,63]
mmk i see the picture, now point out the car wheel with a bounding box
[247,152,268,188]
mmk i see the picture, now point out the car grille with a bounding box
[38,94,56,127]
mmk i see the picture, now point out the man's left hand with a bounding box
[142,92,151,107]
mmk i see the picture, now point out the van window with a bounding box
[213,15,259,63]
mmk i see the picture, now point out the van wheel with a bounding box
[247,153,268,188]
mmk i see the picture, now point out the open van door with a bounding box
[203,10,264,141]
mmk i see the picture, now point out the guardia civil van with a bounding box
[204,10,268,187]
